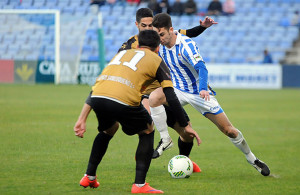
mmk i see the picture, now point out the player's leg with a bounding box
[135,128,154,185]
[119,104,163,193]
[205,112,270,176]
[149,87,173,158]
[86,122,119,176]
[182,89,270,176]
[132,129,163,193]
[80,122,119,188]
[80,98,120,188]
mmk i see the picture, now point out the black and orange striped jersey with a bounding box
[91,48,173,106]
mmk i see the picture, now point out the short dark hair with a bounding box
[136,8,153,23]
[138,30,160,51]
[152,13,172,29]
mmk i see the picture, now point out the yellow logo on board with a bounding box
[16,64,33,81]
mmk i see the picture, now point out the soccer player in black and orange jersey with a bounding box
[119,8,217,160]
[74,30,201,193]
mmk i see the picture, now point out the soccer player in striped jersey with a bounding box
[149,13,270,176]
[74,30,201,193]
[119,8,217,160]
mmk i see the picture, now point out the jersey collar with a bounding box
[174,30,182,46]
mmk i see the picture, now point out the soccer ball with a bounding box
[168,155,193,178]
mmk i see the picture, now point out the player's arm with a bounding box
[194,61,210,101]
[194,61,208,90]
[73,92,93,138]
[179,16,217,38]
[183,47,210,101]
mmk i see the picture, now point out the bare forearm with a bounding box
[77,103,92,122]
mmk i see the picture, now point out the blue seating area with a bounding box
[0,0,299,64]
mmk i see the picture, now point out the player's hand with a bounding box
[200,90,210,101]
[184,125,202,146]
[74,120,86,138]
[199,16,218,28]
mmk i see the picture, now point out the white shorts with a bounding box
[174,88,224,115]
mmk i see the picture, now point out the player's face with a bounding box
[153,27,173,47]
[136,17,153,32]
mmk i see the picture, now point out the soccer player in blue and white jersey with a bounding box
[149,13,270,176]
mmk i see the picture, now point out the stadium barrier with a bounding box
[0,59,101,85]
[1,60,300,88]
[282,65,300,88]
[207,64,282,89]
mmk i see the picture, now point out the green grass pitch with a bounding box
[0,84,299,194]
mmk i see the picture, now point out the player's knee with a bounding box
[149,96,162,107]
[222,126,238,138]
[139,123,155,135]
[149,89,165,107]
[104,122,119,136]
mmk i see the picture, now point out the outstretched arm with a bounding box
[180,16,218,38]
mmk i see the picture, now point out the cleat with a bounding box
[192,161,201,173]
[249,159,270,176]
[152,138,173,159]
[131,183,164,194]
[80,175,100,188]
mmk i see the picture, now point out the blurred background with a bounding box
[0,0,299,87]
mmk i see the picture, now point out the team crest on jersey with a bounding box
[193,54,202,62]
[178,53,183,61]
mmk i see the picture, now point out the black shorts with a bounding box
[90,97,152,135]
[164,105,190,128]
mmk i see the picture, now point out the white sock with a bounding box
[135,183,146,187]
[150,105,170,141]
[230,130,256,164]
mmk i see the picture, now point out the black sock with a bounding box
[86,131,113,176]
[178,136,193,157]
[135,131,154,184]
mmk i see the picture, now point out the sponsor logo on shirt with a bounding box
[193,54,202,62]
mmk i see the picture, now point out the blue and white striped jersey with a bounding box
[158,31,214,95]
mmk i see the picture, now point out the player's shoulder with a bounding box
[128,34,138,42]
[178,34,197,50]
[128,35,139,48]
[120,35,138,50]
[179,33,194,43]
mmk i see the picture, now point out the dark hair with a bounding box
[136,8,153,23]
[138,30,160,50]
[152,13,172,29]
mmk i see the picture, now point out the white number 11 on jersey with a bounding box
[108,50,145,71]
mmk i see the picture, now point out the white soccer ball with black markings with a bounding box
[168,155,193,178]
